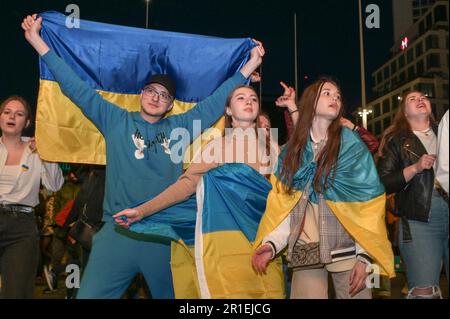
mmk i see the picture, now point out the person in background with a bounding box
[43,168,81,293]
[64,165,106,298]
[436,110,448,195]
[377,91,448,299]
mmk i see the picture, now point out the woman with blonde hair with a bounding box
[0,96,63,298]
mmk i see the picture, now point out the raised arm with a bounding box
[275,82,299,139]
[113,140,220,227]
[172,41,265,139]
[22,14,122,134]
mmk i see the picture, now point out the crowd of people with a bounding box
[0,14,447,299]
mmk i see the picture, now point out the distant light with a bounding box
[401,37,409,50]
[358,109,373,117]
[304,75,309,80]
[397,96,402,100]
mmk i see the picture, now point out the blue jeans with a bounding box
[399,190,449,295]
[0,209,39,298]
[77,222,174,299]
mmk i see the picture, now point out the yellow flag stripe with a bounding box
[36,79,225,166]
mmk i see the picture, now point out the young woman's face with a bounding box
[314,82,342,121]
[404,92,431,120]
[226,87,259,127]
[0,100,29,135]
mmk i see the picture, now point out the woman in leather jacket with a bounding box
[377,90,448,299]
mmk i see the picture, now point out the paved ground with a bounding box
[33,271,448,299]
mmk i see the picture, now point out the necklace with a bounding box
[416,127,432,137]
[312,139,325,150]
[310,131,326,150]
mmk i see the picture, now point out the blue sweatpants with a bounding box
[77,222,174,299]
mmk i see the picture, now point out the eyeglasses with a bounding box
[142,86,173,102]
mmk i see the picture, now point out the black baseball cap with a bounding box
[144,74,176,98]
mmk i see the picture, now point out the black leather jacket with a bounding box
[377,126,438,240]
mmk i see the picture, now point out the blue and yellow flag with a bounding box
[254,128,395,278]
[130,164,285,298]
[37,11,253,165]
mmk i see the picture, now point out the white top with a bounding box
[413,128,437,179]
[0,138,64,207]
[0,165,20,194]
[413,128,437,156]
[436,111,449,193]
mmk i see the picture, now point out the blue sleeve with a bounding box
[169,72,247,142]
[41,50,125,135]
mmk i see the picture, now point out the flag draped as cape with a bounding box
[254,128,395,278]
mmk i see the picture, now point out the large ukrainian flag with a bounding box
[130,164,286,298]
[37,11,254,165]
[254,128,396,278]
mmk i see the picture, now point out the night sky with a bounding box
[1,0,393,138]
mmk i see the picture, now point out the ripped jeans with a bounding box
[399,190,449,298]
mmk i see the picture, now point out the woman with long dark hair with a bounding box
[377,91,448,299]
[252,78,394,299]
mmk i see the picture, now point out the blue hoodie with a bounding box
[41,50,246,222]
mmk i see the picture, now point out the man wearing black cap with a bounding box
[23,14,264,299]
[140,74,177,123]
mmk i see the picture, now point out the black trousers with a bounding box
[0,209,39,298]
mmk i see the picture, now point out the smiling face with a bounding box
[225,87,259,128]
[0,99,30,136]
[314,82,342,121]
[404,91,432,120]
[139,83,174,122]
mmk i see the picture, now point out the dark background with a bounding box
[1,0,394,140]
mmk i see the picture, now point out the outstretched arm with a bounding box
[22,14,122,134]
[113,141,220,227]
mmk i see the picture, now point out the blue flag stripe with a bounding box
[39,11,254,101]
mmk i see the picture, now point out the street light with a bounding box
[145,0,151,29]
[358,0,367,110]
[358,108,373,129]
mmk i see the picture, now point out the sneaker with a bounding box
[43,265,57,291]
